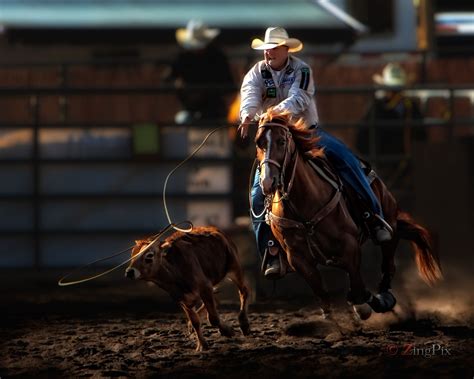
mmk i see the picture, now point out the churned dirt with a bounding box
[1,269,473,378]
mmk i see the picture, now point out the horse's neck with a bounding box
[275,153,333,220]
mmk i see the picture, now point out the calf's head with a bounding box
[125,239,170,280]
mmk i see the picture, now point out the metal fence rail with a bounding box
[0,80,473,268]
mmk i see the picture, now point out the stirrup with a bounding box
[373,214,394,237]
[260,240,287,280]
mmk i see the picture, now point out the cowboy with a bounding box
[238,27,393,279]
[164,20,235,124]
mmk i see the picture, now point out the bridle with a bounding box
[258,122,298,201]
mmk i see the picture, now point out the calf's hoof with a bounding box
[195,341,209,352]
[240,321,251,336]
[239,313,251,335]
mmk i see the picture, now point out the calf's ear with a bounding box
[159,241,172,256]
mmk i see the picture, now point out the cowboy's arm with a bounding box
[273,66,315,115]
[239,67,262,138]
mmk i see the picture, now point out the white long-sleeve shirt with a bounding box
[239,55,319,127]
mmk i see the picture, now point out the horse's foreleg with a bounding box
[341,239,374,320]
[288,254,331,317]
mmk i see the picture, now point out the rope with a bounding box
[58,124,234,286]
[57,221,192,286]
[162,125,231,232]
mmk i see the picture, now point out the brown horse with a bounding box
[255,111,442,320]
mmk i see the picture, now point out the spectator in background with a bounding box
[357,63,426,186]
[164,20,236,125]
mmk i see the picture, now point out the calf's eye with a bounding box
[144,252,154,263]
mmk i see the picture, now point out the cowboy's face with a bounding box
[264,45,289,71]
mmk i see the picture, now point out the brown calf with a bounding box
[125,226,251,351]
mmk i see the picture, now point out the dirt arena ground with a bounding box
[1,269,473,379]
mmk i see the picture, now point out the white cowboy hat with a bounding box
[176,20,220,50]
[251,27,303,53]
[373,63,407,86]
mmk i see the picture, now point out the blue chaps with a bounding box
[250,126,383,258]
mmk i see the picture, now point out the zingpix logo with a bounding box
[383,343,452,358]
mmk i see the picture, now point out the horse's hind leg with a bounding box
[347,244,396,316]
[379,237,399,292]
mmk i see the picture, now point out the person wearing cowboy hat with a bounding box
[357,63,425,185]
[164,20,235,124]
[238,27,393,279]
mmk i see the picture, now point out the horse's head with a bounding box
[255,115,294,196]
[255,110,324,196]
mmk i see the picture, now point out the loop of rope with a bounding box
[57,221,192,286]
[58,124,234,287]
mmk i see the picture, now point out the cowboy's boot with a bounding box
[261,240,288,280]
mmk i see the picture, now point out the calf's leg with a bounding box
[227,269,251,335]
[181,303,208,352]
[186,302,207,336]
[200,284,234,337]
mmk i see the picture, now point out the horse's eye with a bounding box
[277,138,286,147]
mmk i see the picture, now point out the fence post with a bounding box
[30,94,41,269]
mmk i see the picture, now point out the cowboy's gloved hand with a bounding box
[237,117,252,139]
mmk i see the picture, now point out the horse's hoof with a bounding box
[378,291,397,311]
[367,291,397,313]
[353,303,372,320]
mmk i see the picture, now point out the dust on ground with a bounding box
[1,270,473,378]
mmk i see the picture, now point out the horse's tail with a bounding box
[396,211,443,286]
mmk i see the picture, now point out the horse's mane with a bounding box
[256,109,324,159]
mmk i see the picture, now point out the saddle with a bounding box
[308,156,378,240]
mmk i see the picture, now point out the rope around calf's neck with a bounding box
[57,221,192,286]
